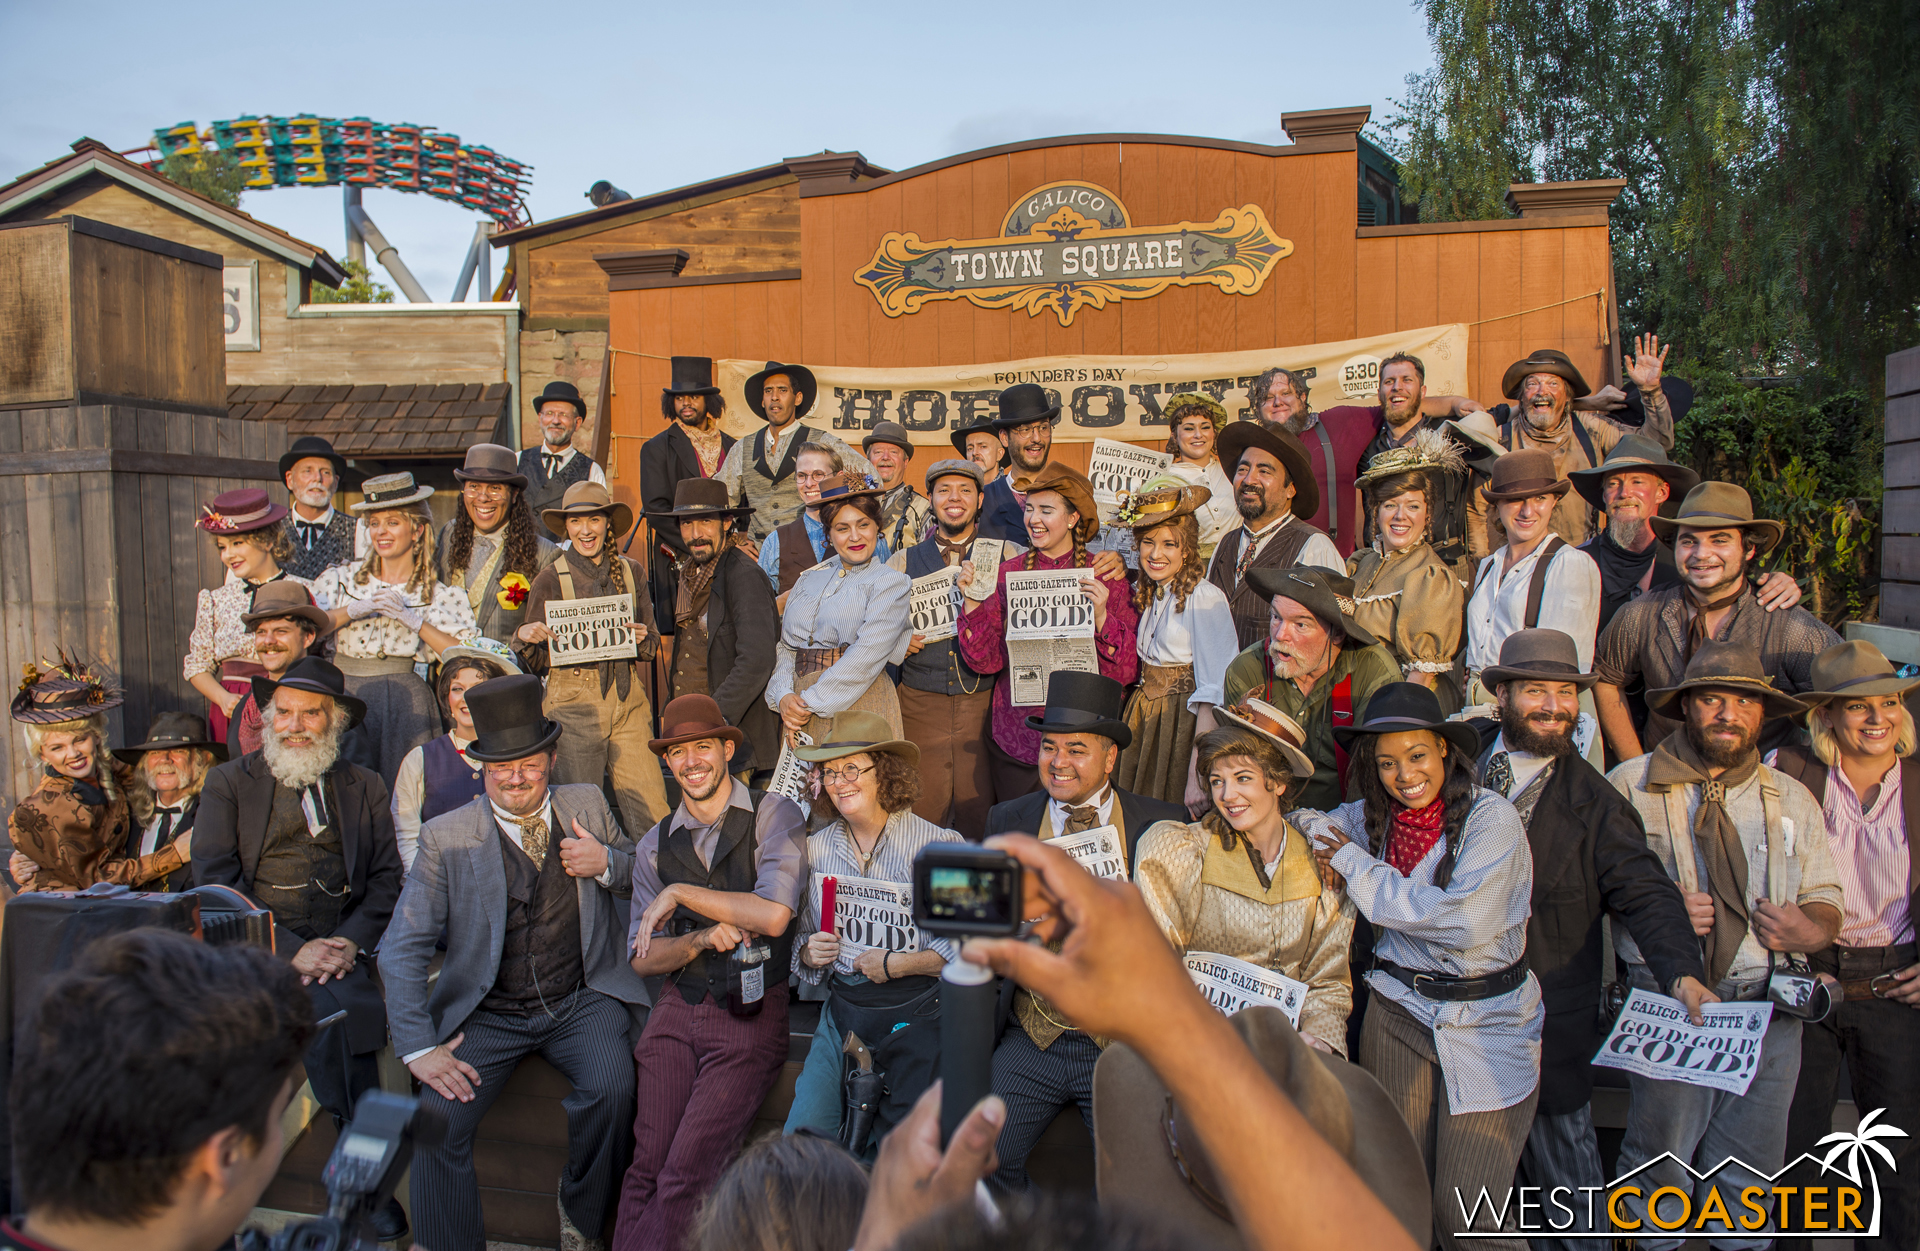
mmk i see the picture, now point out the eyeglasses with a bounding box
[818,762,875,785]
[484,761,548,779]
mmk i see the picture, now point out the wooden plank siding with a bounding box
[1881,346,1920,628]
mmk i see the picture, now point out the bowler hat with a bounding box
[744,361,818,421]
[664,356,720,397]
[991,383,1061,432]
[240,581,334,642]
[1479,628,1598,691]
[1216,421,1320,521]
[1500,347,1592,400]
[197,487,288,534]
[464,674,563,762]
[923,458,984,492]
[1644,640,1807,722]
[793,710,919,768]
[113,711,227,765]
[1797,639,1920,706]
[648,693,746,755]
[453,442,530,490]
[9,654,121,725]
[1646,481,1785,555]
[950,416,1011,466]
[1480,448,1570,502]
[533,380,587,417]
[350,472,435,513]
[1010,463,1101,543]
[1024,671,1132,750]
[248,657,367,731]
[1094,1006,1429,1247]
[861,421,915,456]
[1568,433,1699,513]
[1333,681,1481,761]
[1244,566,1379,648]
[278,435,347,482]
[541,481,634,538]
[643,477,754,524]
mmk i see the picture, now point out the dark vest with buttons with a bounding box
[252,780,347,941]
[519,446,596,542]
[421,735,485,824]
[125,797,197,891]
[284,511,357,579]
[480,822,586,1014]
[658,789,795,1005]
[775,515,820,595]
[902,538,990,696]
[1206,520,1328,652]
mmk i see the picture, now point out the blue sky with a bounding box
[3,1,1435,299]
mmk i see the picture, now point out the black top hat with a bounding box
[533,380,588,418]
[465,673,564,763]
[1333,682,1482,762]
[278,435,347,482]
[744,362,818,421]
[950,416,1012,465]
[665,356,720,397]
[1024,671,1132,750]
[643,477,754,524]
[1244,566,1380,648]
[248,658,368,731]
[992,383,1061,432]
[113,711,228,765]
[1216,421,1320,521]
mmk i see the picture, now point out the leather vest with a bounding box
[900,538,989,696]
[775,515,819,595]
[519,447,596,541]
[658,790,795,1005]
[421,735,485,824]
[481,825,586,1014]
[1207,520,1327,651]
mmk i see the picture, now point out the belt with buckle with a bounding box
[1377,957,1530,1003]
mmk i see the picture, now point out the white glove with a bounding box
[346,593,385,621]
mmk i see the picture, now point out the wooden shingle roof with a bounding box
[227,382,512,457]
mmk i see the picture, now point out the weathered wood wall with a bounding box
[1880,345,1920,627]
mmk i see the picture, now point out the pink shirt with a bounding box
[1823,762,1913,947]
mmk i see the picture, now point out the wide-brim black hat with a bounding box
[278,435,347,482]
[992,383,1062,432]
[744,361,818,421]
[113,711,228,764]
[665,355,721,397]
[534,380,588,417]
[464,673,564,763]
[1024,670,1132,750]
[1216,421,1319,521]
[1332,681,1482,762]
[1244,566,1379,648]
[950,417,1012,466]
[643,476,754,523]
[249,658,367,731]
[1623,375,1694,429]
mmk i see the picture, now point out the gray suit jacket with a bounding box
[378,782,647,1054]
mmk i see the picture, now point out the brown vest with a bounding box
[775,514,819,595]
[1207,519,1328,651]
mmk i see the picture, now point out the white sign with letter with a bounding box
[545,593,638,664]
[1048,823,1128,880]
[909,566,963,642]
[1593,989,1773,1096]
[1086,438,1172,520]
[1185,952,1307,1027]
[813,872,921,976]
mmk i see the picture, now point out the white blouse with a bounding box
[1165,457,1240,556]
[1134,580,1239,710]
[1464,540,1601,675]
[309,564,478,663]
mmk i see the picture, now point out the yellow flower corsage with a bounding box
[497,571,531,611]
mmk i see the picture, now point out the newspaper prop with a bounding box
[544,593,638,665]
[965,537,1005,601]
[1048,823,1127,880]
[767,731,815,807]
[909,565,963,642]
[811,872,920,976]
[1003,568,1097,706]
[1087,438,1172,521]
[1593,988,1774,1096]
[1185,952,1307,1028]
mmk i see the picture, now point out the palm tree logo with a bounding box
[1815,1108,1908,1235]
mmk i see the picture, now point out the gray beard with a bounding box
[1608,513,1653,548]
[1523,402,1568,432]
[262,715,345,790]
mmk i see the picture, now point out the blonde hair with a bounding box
[23,713,107,763]
[352,501,437,598]
[1809,700,1917,766]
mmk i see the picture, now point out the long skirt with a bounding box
[1115,662,1197,807]
[792,651,903,742]
[337,659,438,788]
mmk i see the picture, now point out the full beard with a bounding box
[1499,704,1576,758]
[1267,638,1328,681]
[1608,511,1652,548]
[262,715,346,790]
[1685,717,1758,770]
[1523,398,1568,433]
[1280,411,1314,436]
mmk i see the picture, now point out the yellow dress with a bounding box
[1134,818,1357,1053]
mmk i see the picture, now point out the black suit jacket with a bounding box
[983,786,1188,866]
[640,425,737,562]
[704,547,781,773]
[1519,752,1704,1114]
[978,475,1026,542]
[192,752,405,1053]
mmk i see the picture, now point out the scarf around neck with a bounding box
[1648,731,1761,986]
[1384,797,1446,877]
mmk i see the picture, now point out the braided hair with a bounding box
[1344,729,1478,889]
[447,487,541,581]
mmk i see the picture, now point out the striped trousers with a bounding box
[987,1026,1099,1194]
[1362,994,1538,1251]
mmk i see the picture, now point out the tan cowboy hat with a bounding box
[1796,639,1920,705]
[1216,421,1319,520]
[1212,700,1316,780]
[1094,1006,1428,1247]
[1646,481,1786,555]
[1479,628,1599,691]
[1444,408,1508,460]
[1116,473,1211,531]
[541,480,634,538]
[1011,462,1102,542]
[1645,640,1808,721]
[647,693,746,755]
[792,711,920,768]
[1480,448,1570,502]
[1500,347,1591,400]
[1567,433,1699,512]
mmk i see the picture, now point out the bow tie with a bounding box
[295,518,325,548]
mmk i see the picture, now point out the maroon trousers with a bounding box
[611,982,790,1251]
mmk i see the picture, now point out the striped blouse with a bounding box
[1820,761,1912,948]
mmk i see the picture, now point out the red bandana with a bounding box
[1384,798,1446,876]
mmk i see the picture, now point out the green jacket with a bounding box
[1222,641,1400,810]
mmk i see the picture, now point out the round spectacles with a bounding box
[818,762,875,785]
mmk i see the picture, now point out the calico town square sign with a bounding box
[856,181,1292,326]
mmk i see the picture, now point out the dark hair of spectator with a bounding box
[11,929,314,1224]
[1248,366,1310,418]
[811,748,921,823]
[1345,728,1478,888]
[436,654,510,718]
[1380,351,1427,382]
[892,1190,1190,1251]
[689,1130,869,1251]
[822,493,886,534]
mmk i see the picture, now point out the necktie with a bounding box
[1234,524,1272,587]
[1484,752,1514,798]
[544,453,563,479]
[1684,589,1745,660]
[295,519,323,550]
[151,805,182,853]
[1064,805,1099,834]
[513,814,551,866]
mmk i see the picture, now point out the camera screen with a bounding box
[922,865,1016,927]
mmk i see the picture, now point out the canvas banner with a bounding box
[715,323,1467,447]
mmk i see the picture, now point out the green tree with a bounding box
[310,260,395,305]
[155,147,249,209]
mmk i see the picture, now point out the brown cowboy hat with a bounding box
[452,442,530,490]
[1645,640,1808,721]
[1243,566,1380,648]
[1479,628,1599,691]
[1012,463,1102,542]
[1500,347,1591,400]
[1212,699,1316,780]
[792,710,919,767]
[240,580,334,642]
[744,361,818,421]
[1646,481,1785,555]
[541,480,634,538]
[1480,448,1571,502]
[113,711,228,765]
[1094,1006,1429,1247]
[648,693,746,755]
[643,477,754,524]
[1796,639,1920,706]
[1216,421,1319,521]
[1567,433,1699,513]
